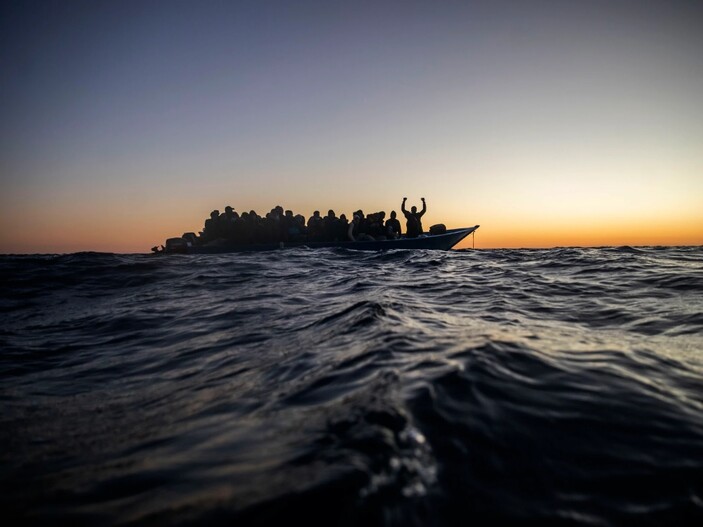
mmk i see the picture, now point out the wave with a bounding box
[1,247,702,525]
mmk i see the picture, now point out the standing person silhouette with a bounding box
[401,197,426,238]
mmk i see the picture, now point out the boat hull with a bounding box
[176,226,479,254]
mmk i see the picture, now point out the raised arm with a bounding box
[419,197,426,216]
[347,221,356,241]
[401,197,408,215]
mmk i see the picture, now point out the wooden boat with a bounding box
[155,226,479,254]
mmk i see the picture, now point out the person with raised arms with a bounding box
[401,197,426,238]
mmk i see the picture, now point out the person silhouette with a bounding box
[401,197,426,238]
[386,210,401,238]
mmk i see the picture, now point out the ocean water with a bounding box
[1,246,702,526]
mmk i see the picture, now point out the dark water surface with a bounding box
[1,247,702,526]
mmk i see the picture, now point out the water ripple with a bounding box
[1,247,702,525]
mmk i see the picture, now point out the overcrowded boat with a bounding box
[151,199,479,254]
[154,226,479,254]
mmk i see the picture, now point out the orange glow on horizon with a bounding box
[453,215,703,249]
[2,203,700,254]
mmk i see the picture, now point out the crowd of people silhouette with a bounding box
[152,199,435,253]
[184,198,428,246]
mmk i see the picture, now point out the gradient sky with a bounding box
[1,0,702,252]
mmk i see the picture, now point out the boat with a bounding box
[154,225,480,254]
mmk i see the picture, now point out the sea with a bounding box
[1,246,702,526]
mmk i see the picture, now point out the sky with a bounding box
[1,0,702,252]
